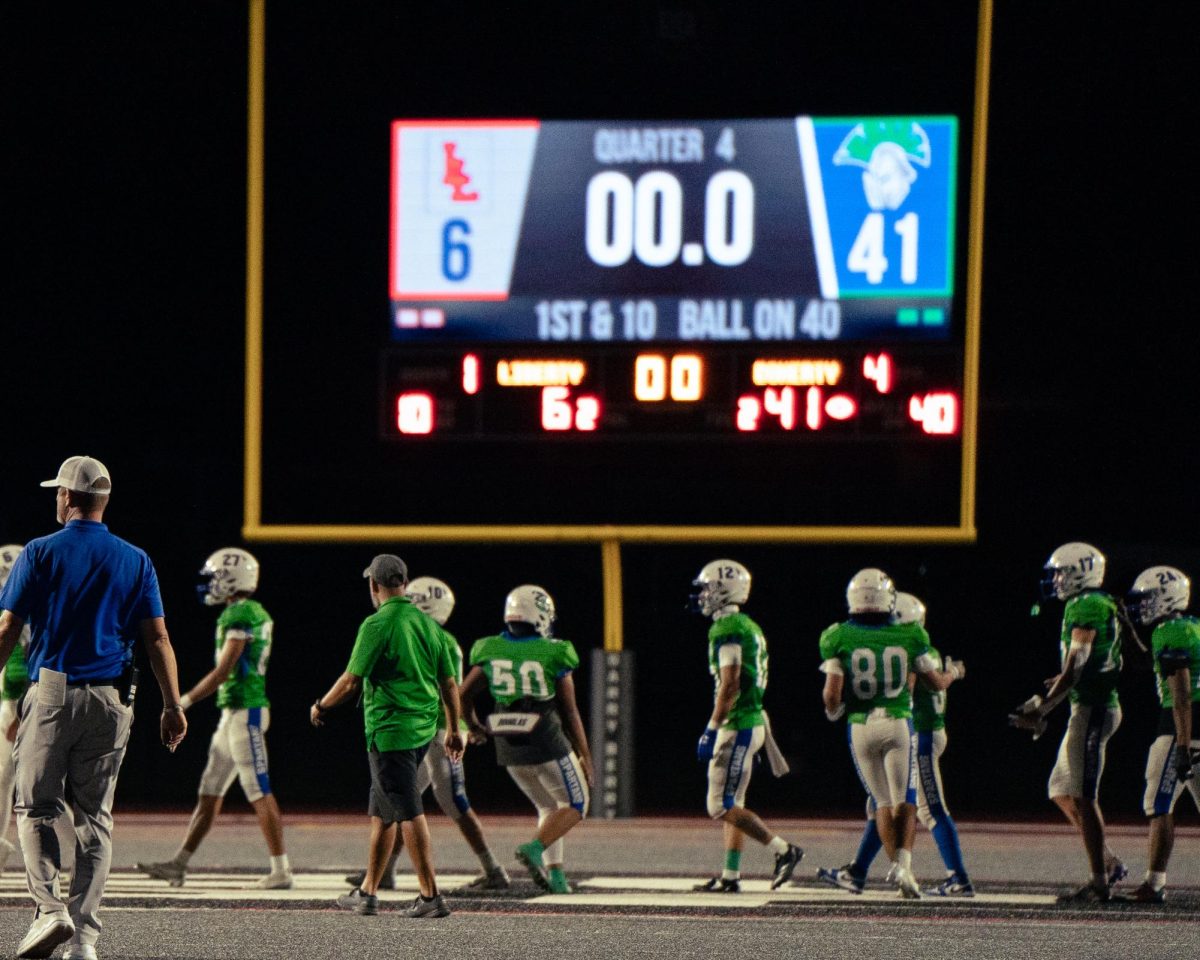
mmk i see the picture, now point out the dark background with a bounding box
[3,2,1196,825]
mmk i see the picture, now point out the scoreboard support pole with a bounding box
[590,540,636,818]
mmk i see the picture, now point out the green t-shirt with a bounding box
[215,599,273,710]
[1,627,29,701]
[1151,615,1200,708]
[819,619,933,723]
[911,645,946,733]
[468,632,579,706]
[1061,590,1121,707]
[347,596,455,752]
[707,613,768,730]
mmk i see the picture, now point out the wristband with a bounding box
[313,698,328,714]
[164,703,185,713]
[825,703,846,722]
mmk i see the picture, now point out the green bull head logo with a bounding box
[833,120,931,211]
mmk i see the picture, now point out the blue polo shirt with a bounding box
[0,520,164,683]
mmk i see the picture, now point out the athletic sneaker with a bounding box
[460,866,511,891]
[248,870,293,890]
[403,894,450,918]
[345,870,397,890]
[816,865,865,894]
[17,908,74,959]
[1056,881,1110,903]
[693,876,742,893]
[336,888,378,916]
[893,866,922,900]
[516,842,550,891]
[1116,882,1165,904]
[136,860,186,887]
[62,944,98,960]
[1106,859,1128,887]
[770,844,805,890]
[930,874,975,898]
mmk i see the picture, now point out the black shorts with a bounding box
[367,744,430,825]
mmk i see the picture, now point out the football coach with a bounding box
[0,456,188,960]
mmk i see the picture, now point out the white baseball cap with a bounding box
[40,456,112,494]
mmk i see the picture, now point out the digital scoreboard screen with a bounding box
[383,117,961,444]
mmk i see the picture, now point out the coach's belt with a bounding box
[66,677,121,688]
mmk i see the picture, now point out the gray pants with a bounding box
[14,682,132,947]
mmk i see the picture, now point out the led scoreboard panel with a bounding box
[384,117,961,445]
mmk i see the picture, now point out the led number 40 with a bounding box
[847,212,919,285]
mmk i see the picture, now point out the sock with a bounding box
[173,848,193,867]
[270,854,290,874]
[722,849,742,881]
[478,848,500,873]
[1147,870,1166,891]
[930,815,968,880]
[853,820,883,876]
[548,865,568,887]
[767,836,789,856]
[896,849,912,872]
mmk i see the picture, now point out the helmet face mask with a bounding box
[846,568,896,615]
[1040,542,1105,601]
[405,576,455,626]
[1128,565,1190,626]
[892,591,926,627]
[689,559,751,617]
[197,547,260,607]
[504,584,555,637]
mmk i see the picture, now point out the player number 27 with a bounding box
[848,646,908,700]
[490,658,550,698]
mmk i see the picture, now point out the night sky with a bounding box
[4,3,1197,820]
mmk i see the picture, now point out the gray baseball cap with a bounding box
[363,554,407,587]
[40,456,112,494]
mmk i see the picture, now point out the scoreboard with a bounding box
[384,117,961,444]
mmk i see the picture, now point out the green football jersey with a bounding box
[819,620,933,723]
[1,627,29,701]
[707,613,768,730]
[436,629,469,731]
[468,632,579,706]
[214,599,273,710]
[1151,615,1200,708]
[1060,590,1121,707]
[911,646,946,733]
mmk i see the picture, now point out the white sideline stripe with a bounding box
[0,872,1055,907]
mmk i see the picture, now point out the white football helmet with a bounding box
[504,584,555,637]
[1128,566,1190,625]
[847,568,896,615]
[689,559,751,617]
[1041,542,1105,601]
[0,544,24,588]
[892,591,927,626]
[406,576,455,626]
[198,547,260,606]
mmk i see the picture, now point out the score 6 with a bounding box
[542,387,601,432]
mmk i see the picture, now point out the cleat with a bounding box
[336,888,378,915]
[345,869,397,890]
[547,873,573,894]
[1056,881,1111,903]
[136,860,186,887]
[403,894,450,918]
[461,866,511,891]
[1115,882,1165,904]
[770,843,805,890]
[1106,859,1128,888]
[248,870,293,890]
[816,865,864,894]
[893,866,922,900]
[516,842,550,891]
[930,874,975,898]
[693,876,741,893]
[17,909,75,959]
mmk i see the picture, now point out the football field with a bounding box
[1,815,1197,959]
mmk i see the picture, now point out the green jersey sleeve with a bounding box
[1061,591,1121,707]
[911,645,947,732]
[818,624,843,663]
[707,613,767,729]
[1064,592,1116,630]
[214,599,273,710]
[1151,616,1200,707]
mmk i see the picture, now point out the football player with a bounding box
[689,560,803,894]
[818,591,972,896]
[459,585,593,894]
[0,544,30,873]
[343,576,509,891]
[819,569,962,899]
[1118,566,1200,903]
[1009,542,1126,901]
[137,548,292,889]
